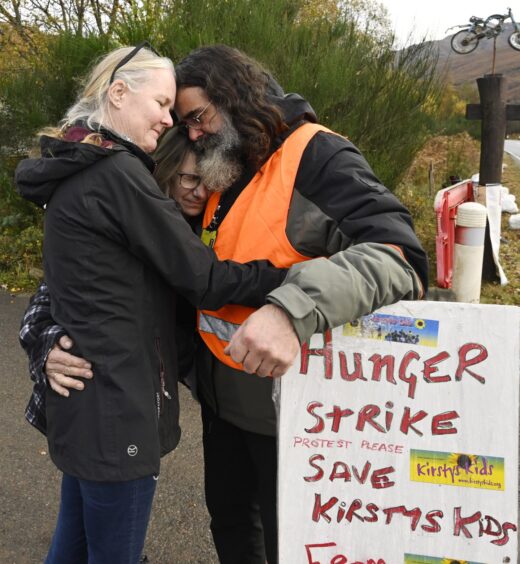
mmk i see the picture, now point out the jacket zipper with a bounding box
[154,337,172,418]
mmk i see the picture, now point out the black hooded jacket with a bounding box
[16,132,286,481]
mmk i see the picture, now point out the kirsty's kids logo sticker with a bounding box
[343,313,439,347]
[404,554,486,564]
[410,449,504,491]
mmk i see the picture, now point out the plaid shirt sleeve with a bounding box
[19,281,66,434]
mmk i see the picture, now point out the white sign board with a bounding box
[277,301,519,564]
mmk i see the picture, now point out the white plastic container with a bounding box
[452,202,487,303]
[509,213,520,230]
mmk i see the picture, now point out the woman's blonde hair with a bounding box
[42,46,174,141]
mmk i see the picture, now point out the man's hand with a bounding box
[46,335,93,397]
[224,304,300,378]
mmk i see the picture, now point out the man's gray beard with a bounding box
[193,113,244,193]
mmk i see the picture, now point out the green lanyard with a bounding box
[201,227,217,248]
[200,200,221,248]
[199,166,255,248]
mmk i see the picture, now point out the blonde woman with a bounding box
[16,44,285,563]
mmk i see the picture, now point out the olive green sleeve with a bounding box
[266,242,424,344]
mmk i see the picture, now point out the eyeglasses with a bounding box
[110,41,161,84]
[177,173,202,190]
[180,101,213,130]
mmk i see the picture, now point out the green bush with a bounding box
[0,159,43,290]
[0,34,112,155]
[0,223,43,290]
[147,0,442,189]
[0,34,113,290]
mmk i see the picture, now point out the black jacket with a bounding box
[15,133,285,481]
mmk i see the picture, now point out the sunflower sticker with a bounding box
[410,449,505,491]
[404,555,484,564]
[343,313,439,347]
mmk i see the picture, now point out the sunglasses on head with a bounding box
[110,41,161,84]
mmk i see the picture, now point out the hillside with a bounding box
[433,23,520,101]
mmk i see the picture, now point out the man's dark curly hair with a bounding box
[175,45,288,169]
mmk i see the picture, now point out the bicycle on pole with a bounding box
[448,7,520,54]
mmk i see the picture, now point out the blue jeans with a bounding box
[45,473,157,564]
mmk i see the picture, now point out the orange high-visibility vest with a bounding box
[198,123,333,370]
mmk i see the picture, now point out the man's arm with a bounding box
[20,282,92,396]
[266,243,421,344]
[225,246,418,374]
[267,132,427,344]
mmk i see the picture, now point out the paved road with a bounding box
[505,139,520,167]
[0,290,218,563]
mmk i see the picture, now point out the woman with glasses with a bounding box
[153,126,211,395]
[16,45,285,563]
[154,125,210,219]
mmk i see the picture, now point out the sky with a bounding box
[378,1,510,47]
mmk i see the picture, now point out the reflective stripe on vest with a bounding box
[199,312,240,342]
[198,123,335,370]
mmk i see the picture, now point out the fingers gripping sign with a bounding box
[46,335,93,397]
[224,304,300,378]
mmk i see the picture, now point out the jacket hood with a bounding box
[16,129,155,208]
[266,77,317,126]
[16,137,112,207]
[276,93,318,126]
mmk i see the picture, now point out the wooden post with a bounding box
[466,74,520,281]
[492,36,497,75]
[477,74,506,184]
[466,74,520,183]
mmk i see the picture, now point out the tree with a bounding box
[0,0,121,38]
[337,0,392,39]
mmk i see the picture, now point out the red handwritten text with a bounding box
[300,331,488,400]
[305,401,459,437]
[305,541,384,564]
[304,455,395,489]
[293,436,353,449]
[309,495,516,545]
[360,440,403,454]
